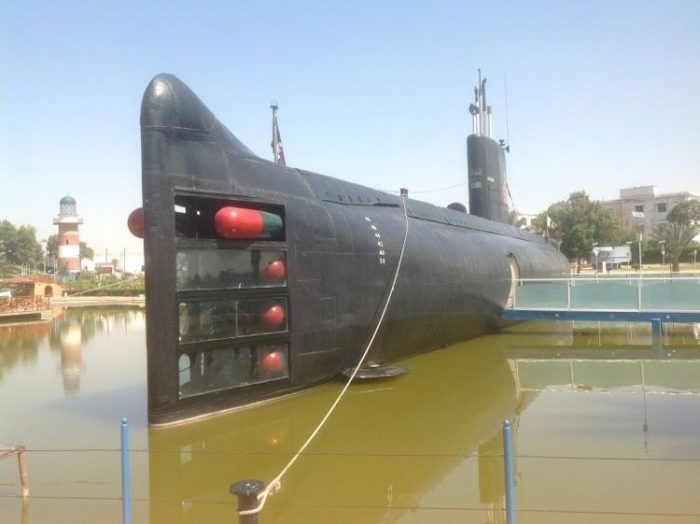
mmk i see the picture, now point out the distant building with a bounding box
[601,186,699,234]
[84,252,145,274]
[52,195,84,273]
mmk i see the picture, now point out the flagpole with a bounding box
[270,101,278,163]
[270,101,286,167]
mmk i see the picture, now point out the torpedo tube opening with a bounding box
[173,194,285,241]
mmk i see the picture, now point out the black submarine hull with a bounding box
[140,74,568,424]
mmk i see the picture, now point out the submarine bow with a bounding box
[139,73,568,424]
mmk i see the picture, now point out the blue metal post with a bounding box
[503,419,516,524]
[651,318,662,352]
[121,418,131,524]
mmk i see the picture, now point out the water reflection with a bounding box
[478,431,508,523]
[1,315,699,523]
[146,321,700,523]
[147,339,521,523]
[0,323,49,381]
[0,307,145,395]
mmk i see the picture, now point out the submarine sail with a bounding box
[136,73,568,425]
[467,73,509,223]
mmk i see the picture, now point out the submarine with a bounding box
[133,73,569,425]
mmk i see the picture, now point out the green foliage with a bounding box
[533,192,621,271]
[66,273,145,296]
[0,220,43,276]
[654,221,700,272]
[653,200,700,271]
[666,199,700,226]
[530,212,547,236]
[507,210,527,229]
[79,241,94,260]
[46,234,58,258]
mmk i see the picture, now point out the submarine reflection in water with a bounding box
[147,342,520,523]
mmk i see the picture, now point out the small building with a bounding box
[590,245,631,271]
[0,276,63,298]
[0,277,62,323]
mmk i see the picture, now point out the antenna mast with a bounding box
[504,73,510,152]
[468,69,491,138]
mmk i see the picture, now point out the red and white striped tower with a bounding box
[52,195,84,273]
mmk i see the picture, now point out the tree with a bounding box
[666,199,700,226]
[46,234,58,259]
[507,210,527,229]
[656,200,700,272]
[533,192,621,272]
[80,241,94,260]
[0,220,42,276]
[530,212,549,237]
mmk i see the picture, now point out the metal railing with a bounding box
[0,296,51,314]
[508,275,700,313]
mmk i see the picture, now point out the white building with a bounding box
[601,186,699,234]
[81,252,145,274]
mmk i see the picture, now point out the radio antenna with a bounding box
[504,73,511,152]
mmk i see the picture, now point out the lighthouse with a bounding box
[53,195,84,273]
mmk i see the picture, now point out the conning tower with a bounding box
[467,72,509,223]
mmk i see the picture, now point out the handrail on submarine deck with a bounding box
[503,275,700,325]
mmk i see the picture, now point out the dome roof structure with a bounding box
[60,195,77,205]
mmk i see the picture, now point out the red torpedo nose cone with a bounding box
[127,208,144,239]
[260,304,285,329]
[214,207,264,239]
[260,348,284,374]
[262,259,286,282]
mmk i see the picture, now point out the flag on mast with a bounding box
[270,102,286,167]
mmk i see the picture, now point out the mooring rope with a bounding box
[239,192,411,517]
[66,274,142,296]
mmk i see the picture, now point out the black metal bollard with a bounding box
[230,479,264,524]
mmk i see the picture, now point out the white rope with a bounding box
[67,274,142,296]
[239,193,411,516]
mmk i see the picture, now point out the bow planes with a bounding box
[132,73,568,425]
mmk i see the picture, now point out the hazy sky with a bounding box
[2,0,698,257]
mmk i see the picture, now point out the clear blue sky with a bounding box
[2,0,698,257]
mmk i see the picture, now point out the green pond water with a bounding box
[1,308,700,523]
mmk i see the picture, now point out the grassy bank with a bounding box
[65,274,145,297]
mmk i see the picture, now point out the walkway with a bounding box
[502,274,700,324]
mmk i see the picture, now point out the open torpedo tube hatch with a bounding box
[170,194,291,416]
